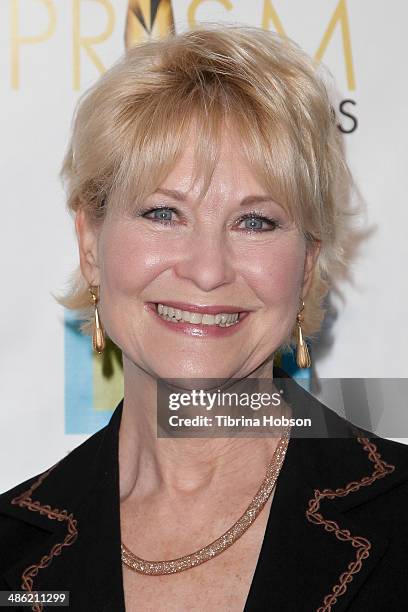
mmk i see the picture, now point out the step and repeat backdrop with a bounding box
[1,0,407,492]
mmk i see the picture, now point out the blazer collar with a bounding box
[2,369,408,611]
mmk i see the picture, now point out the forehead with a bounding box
[154,124,268,204]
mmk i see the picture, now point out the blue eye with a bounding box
[151,209,173,221]
[238,212,280,232]
[140,206,177,224]
[245,217,263,230]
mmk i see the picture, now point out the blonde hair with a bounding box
[56,24,352,347]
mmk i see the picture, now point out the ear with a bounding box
[75,208,101,286]
[301,240,321,300]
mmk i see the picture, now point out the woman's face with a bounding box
[77,129,319,380]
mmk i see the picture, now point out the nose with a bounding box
[173,227,235,292]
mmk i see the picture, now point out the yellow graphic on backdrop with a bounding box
[125,0,175,48]
[262,0,355,90]
[11,0,56,89]
[73,0,115,90]
[315,0,355,90]
[261,0,285,36]
[9,0,355,92]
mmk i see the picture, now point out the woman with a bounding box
[1,24,408,612]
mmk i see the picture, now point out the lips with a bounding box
[147,301,249,315]
[145,302,251,337]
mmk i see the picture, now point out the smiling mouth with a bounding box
[153,303,246,327]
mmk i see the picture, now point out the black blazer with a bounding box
[1,368,408,612]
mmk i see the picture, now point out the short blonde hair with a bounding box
[56,24,352,347]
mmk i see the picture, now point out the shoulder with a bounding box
[280,368,408,466]
[0,423,107,505]
[0,400,124,510]
[0,420,112,551]
[308,410,408,521]
[282,374,408,515]
[0,422,111,579]
[314,397,408,481]
[0,400,122,546]
[0,403,123,593]
[324,402,408,465]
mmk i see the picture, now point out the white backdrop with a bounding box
[1,0,407,493]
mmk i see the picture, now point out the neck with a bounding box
[118,355,284,503]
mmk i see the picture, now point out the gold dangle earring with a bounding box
[89,285,105,354]
[295,299,311,368]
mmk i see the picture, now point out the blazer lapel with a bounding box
[243,434,390,612]
[244,369,408,611]
[0,402,126,612]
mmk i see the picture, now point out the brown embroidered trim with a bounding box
[306,436,395,612]
[10,464,78,612]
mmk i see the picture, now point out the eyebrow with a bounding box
[152,188,279,207]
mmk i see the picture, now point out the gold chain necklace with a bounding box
[121,427,291,575]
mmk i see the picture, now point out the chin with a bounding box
[150,360,239,386]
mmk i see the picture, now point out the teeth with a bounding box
[155,304,240,327]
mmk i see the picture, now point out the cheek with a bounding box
[242,237,306,305]
[98,225,165,295]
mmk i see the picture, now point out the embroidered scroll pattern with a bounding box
[11,464,78,612]
[306,436,395,612]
